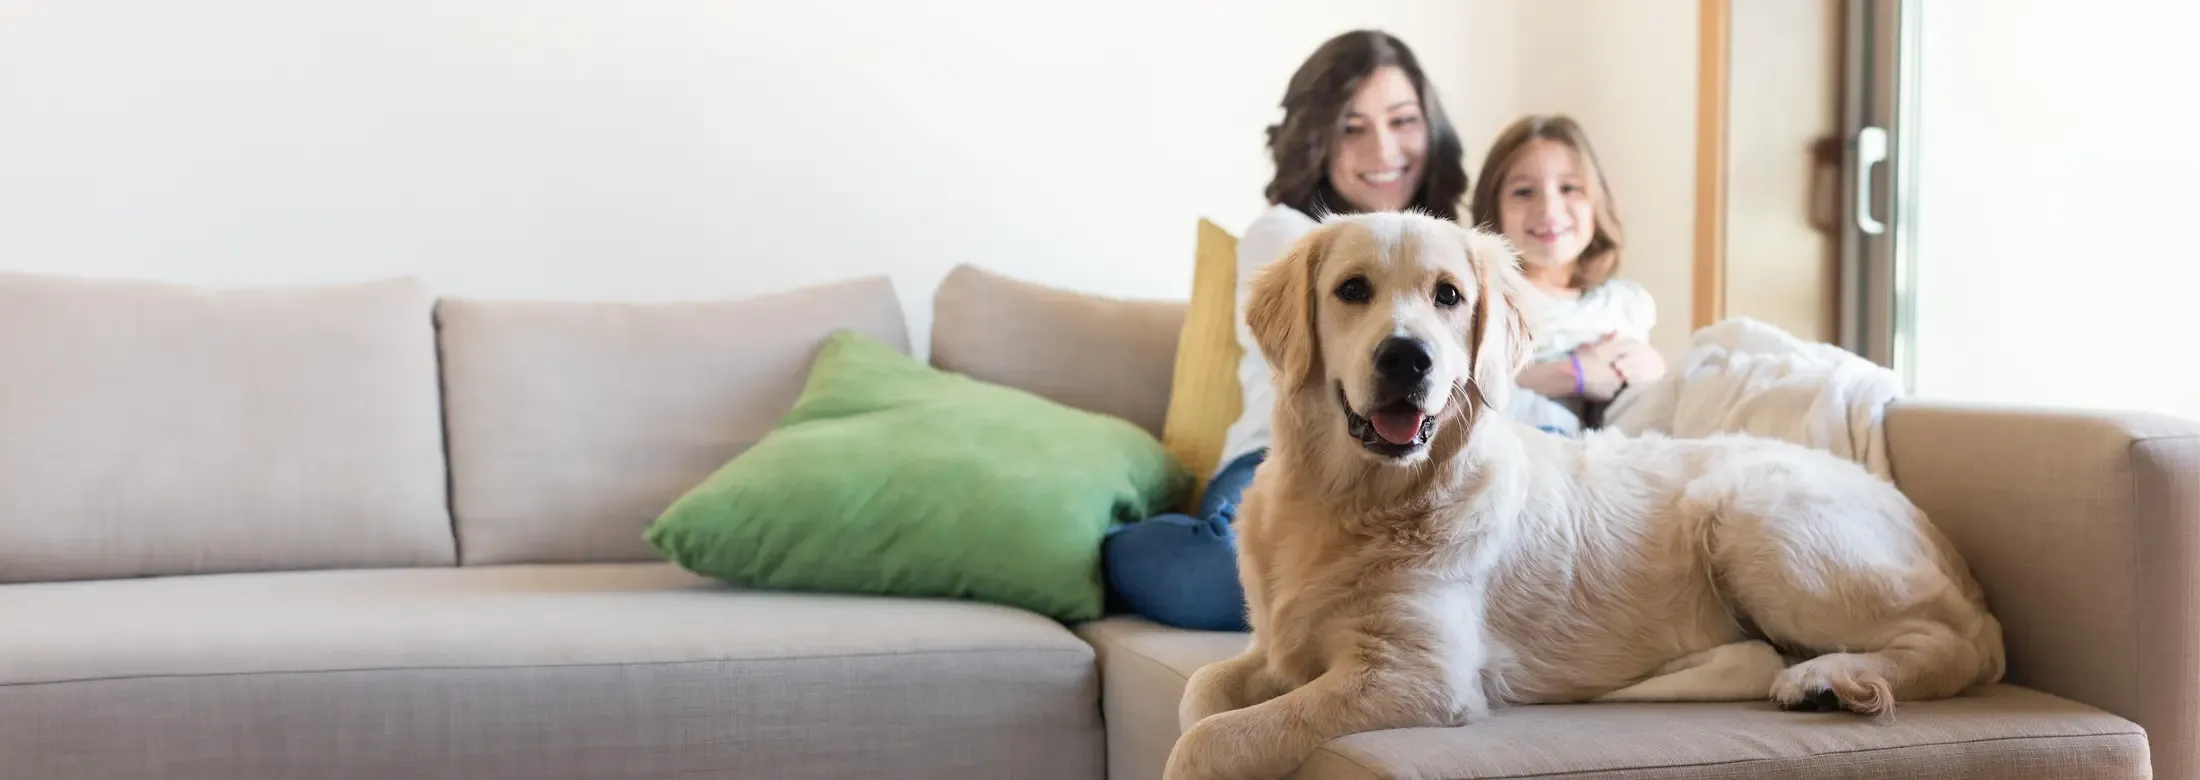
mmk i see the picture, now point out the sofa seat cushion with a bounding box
[1077,617,2150,780]
[0,563,1102,780]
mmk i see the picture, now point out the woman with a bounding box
[1103,29,1469,631]
[1468,114,1665,434]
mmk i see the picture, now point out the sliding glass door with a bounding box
[1836,0,2200,420]
[1833,0,1914,379]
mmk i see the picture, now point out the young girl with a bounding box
[1102,29,1469,631]
[1468,114,1665,435]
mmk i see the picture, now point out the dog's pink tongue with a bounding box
[1370,408,1425,445]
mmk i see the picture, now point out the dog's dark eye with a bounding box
[1434,282,1464,308]
[1334,276,1372,303]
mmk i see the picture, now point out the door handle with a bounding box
[1855,126,1887,235]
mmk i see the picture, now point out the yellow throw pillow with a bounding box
[1159,218,1246,512]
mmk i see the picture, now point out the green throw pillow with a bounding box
[643,329,1192,622]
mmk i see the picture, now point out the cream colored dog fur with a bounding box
[1163,212,2005,780]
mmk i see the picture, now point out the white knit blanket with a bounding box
[1602,317,1904,481]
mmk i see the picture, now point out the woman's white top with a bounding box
[1218,204,1318,472]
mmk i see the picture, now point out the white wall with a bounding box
[1513,0,1700,358]
[0,0,1518,357]
[1908,1,2200,419]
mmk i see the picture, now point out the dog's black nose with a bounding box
[1374,336,1433,381]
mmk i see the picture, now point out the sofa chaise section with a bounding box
[936,267,2179,780]
[1062,395,2190,780]
[1080,616,2146,780]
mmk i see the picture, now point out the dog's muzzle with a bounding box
[1343,335,1440,458]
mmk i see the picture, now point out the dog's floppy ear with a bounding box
[1463,226,1536,409]
[1245,226,1335,393]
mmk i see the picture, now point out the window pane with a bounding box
[1907,2,2200,419]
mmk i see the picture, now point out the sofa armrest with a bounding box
[1887,399,2200,780]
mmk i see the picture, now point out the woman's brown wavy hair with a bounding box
[1468,114,1625,291]
[1263,30,1468,220]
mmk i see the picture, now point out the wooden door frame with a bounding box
[1692,0,1730,330]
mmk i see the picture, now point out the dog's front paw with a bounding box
[1180,655,1266,731]
[1179,666,1225,731]
[1165,714,1300,780]
[1162,718,1230,780]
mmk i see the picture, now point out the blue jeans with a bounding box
[1102,448,1265,631]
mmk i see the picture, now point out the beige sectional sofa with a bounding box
[0,264,2192,780]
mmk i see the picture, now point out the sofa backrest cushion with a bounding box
[0,273,456,583]
[437,276,909,566]
[929,264,1185,438]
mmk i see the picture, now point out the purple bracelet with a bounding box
[1570,353,1585,395]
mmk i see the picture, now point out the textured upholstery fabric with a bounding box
[0,272,453,582]
[1887,399,2200,780]
[1290,689,2146,780]
[929,264,1184,438]
[1078,617,2148,780]
[1077,617,1254,780]
[436,276,909,565]
[0,563,1102,780]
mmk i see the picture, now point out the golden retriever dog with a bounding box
[1163,211,2005,780]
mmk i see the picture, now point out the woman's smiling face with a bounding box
[1326,65,1427,213]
